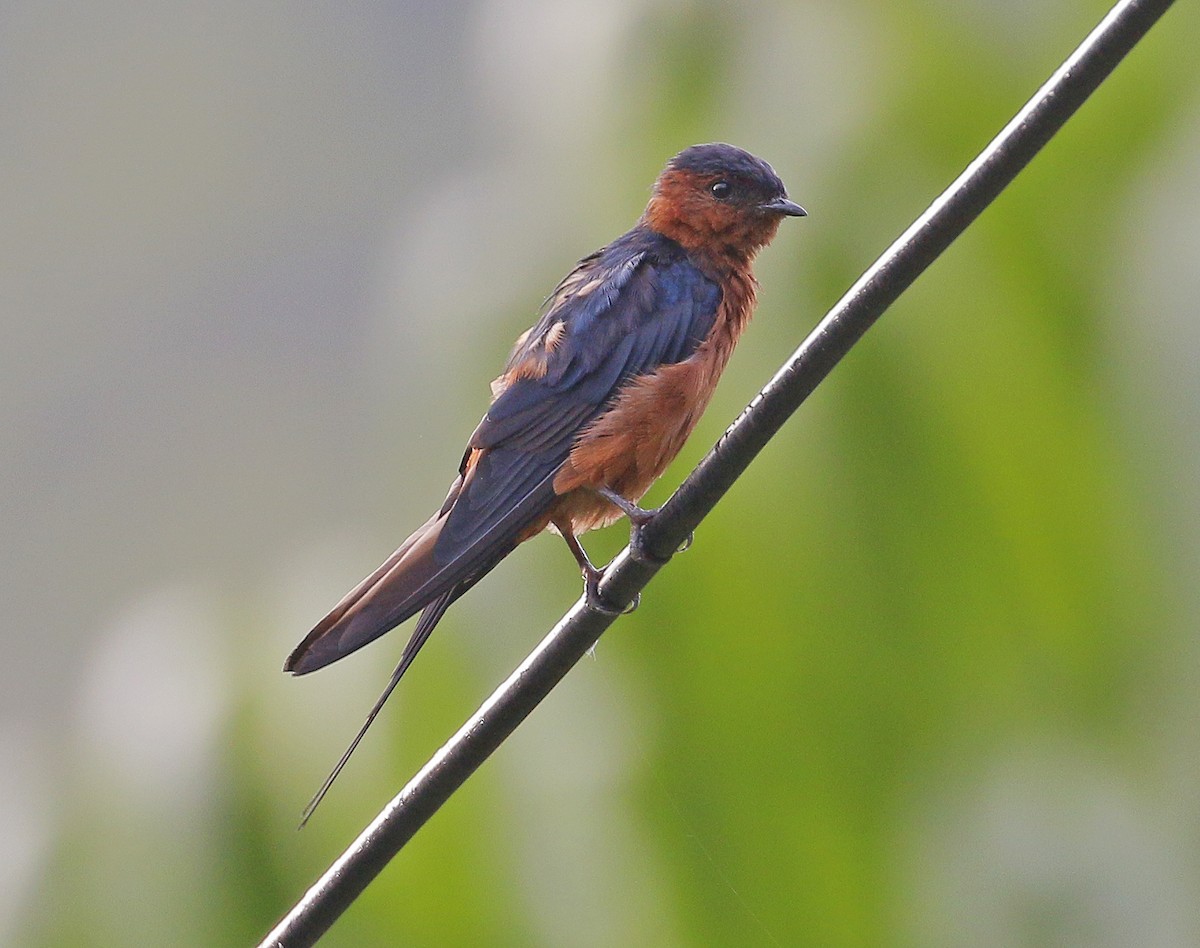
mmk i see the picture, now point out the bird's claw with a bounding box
[629,521,697,567]
[584,569,623,616]
[583,568,641,616]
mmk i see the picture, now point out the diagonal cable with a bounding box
[260,1,1177,943]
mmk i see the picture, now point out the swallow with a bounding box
[287,143,805,821]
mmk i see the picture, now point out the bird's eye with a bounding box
[710,180,731,200]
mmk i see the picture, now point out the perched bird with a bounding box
[288,143,804,820]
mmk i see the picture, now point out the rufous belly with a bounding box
[549,342,728,535]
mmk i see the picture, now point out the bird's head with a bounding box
[644,143,805,263]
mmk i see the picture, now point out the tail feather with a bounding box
[284,510,447,674]
[286,465,559,676]
[297,585,463,827]
[286,447,562,819]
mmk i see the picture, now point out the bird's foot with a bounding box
[583,565,640,616]
[594,486,674,566]
[596,486,658,527]
[630,528,694,566]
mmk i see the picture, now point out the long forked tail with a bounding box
[288,453,563,821]
[298,584,466,827]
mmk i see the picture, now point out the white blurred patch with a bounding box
[903,744,1198,947]
[735,2,882,171]
[76,583,227,812]
[469,0,639,142]
[0,725,53,945]
[1116,100,1200,563]
[382,166,544,351]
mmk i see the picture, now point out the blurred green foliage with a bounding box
[15,1,1200,946]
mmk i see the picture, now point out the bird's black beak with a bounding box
[761,196,807,217]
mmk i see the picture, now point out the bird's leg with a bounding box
[594,486,692,565]
[555,518,639,616]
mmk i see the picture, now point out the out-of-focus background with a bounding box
[4,1,1198,945]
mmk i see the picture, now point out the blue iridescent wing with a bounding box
[435,235,721,562]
